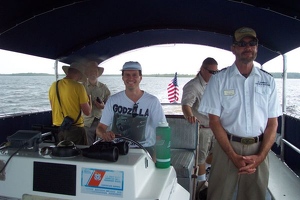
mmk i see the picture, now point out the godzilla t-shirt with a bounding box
[112,113,147,142]
[100,91,166,147]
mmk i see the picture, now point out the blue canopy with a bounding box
[0,0,299,65]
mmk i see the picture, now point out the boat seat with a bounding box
[268,151,300,200]
[167,116,198,199]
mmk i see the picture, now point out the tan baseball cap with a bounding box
[234,27,257,42]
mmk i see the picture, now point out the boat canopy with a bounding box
[0,0,300,65]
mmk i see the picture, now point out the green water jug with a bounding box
[155,122,171,168]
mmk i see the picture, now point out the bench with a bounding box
[167,115,198,199]
[268,151,300,199]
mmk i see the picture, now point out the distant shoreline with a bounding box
[0,73,194,77]
[1,72,300,78]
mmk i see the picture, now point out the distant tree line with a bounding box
[0,73,55,76]
[270,72,300,79]
[1,72,300,79]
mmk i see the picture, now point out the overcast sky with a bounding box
[0,44,299,75]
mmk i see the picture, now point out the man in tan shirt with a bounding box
[181,57,218,187]
[83,61,111,145]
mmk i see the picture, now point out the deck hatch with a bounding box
[33,162,76,196]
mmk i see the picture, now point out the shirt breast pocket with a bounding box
[255,87,270,108]
[222,91,239,113]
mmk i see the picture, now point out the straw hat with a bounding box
[62,62,87,82]
[86,61,104,77]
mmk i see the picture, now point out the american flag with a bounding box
[167,72,179,103]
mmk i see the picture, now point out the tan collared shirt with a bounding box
[181,74,209,126]
[83,81,110,127]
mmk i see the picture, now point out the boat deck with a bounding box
[268,151,300,200]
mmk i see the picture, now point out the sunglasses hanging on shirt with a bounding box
[132,103,138,118]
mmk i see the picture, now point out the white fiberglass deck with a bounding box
[268,151,300,200]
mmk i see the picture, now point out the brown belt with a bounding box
[200,125,210,129]
[227,134,263,145]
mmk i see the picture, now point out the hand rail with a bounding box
[282,139,300,155]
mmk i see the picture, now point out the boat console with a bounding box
[0,141,189,200]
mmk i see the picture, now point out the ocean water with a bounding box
[0,76,299,117]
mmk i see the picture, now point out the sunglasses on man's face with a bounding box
[132,103,138,118]
[234,40,258,47]
[204,68,218,75]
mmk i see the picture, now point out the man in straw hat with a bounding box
[49,62,92,145]
[199,27,281,199]
[83,61,111,145]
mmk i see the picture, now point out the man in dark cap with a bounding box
[199,27,282,199]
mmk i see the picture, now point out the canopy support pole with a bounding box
[54,60,59,81]
[280,54,287,161]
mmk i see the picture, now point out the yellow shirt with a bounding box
[49,78,89,127]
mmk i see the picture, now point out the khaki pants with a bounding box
[84,117,100,146]
[198,127,215,164]
[58,126,87,145]
[207,141,269,200]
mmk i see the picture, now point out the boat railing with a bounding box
[269,111,300,200]
[0,109,51,119]
[273,114,300,178]
[282,139,300,155]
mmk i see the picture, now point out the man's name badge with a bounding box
[224,90,235,96]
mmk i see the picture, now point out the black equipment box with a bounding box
[7,130,42,151]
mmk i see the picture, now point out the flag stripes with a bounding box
[167,72,179,103]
